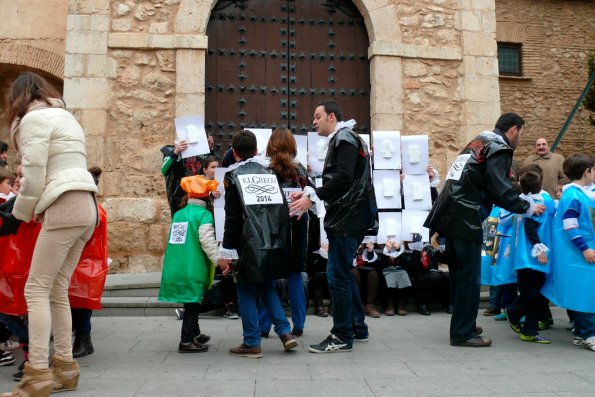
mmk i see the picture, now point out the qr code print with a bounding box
[169,222,188,244]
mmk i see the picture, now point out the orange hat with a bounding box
[180,176,219,199]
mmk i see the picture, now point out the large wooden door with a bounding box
[205,0,370,155]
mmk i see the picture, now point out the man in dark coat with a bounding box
[424,113,544,347]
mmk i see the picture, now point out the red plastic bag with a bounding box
[69,205,108,310]
[0,222,42,316]
[0,205,108,315]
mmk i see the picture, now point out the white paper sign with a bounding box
[295,135,308,168]
[308,132,327,174]
[372,131,401,170]
[169,222,188,244]
[248,128,272,157]
[214,207,225,242]
[373,170,402,209]
[401,135,429,174]
[314,177,326,217]
[174,115,211,159]
[237,174,284,205]
[401,210,430,242]
[360,134,370,152]
[282,187,301,205]
[402,174,432,210]
[446,154,471,181]
[377,212,402,244]
[320,220,328,246]
[213,168,228,209]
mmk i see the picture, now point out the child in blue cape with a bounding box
[542,154,595,352]
[506,170,552,343]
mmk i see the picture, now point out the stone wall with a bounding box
[496,0,595,162]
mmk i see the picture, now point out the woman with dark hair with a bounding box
[1,72,98,397]
[258,128,310,336]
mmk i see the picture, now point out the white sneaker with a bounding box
[573,336,585,346]
[0,340,20,350]
[584,336,595,352]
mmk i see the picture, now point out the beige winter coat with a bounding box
[12,107,98,222]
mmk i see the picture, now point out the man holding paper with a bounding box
[424,113,545,347]
[290,100,377,353]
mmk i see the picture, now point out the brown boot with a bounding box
[279,333,298,352]
[229,344,262,358]
[50,356,79,393]
[384,304,395,316]
[365,304,381,318]
[0,362,54,397]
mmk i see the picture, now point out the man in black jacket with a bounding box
[424,113,545,347]
[290,101,376,353]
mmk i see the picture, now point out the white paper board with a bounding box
[401,210,430,242]
[295,134,308,168]
[174,115,211,159]
[377,212,402,244]
[401,135,429,175]
[308,132,327,174]
[372,131,401,170]
[373,170,402,209]
[214,207,225,242]
[248,128,272,157]
[314,177,326,218]
[402,174,432,210]
[213,168,228,209]
[237,174,283,205]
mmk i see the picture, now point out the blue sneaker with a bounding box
[520,333,551,344]
[494,313,507,321]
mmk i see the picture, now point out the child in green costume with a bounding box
[159,175,221,353]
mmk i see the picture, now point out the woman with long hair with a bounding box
[258,128,310,336]
[2,72,98,397]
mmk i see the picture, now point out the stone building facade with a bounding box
[0,0,592,273]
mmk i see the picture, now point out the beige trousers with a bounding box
[25,191,97,369]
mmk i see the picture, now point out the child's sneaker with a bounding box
[494,313,507,321]
[520,333,551,344]
[506,313,522,334]
[175,308,184,320]
[0,351,16,366]
[0,340,20,351]
[223,303,240,319]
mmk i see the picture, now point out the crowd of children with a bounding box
[481,154,595,351]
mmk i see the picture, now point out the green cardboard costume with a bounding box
[159,202,215,303]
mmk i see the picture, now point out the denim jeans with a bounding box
[573,311,595,339]
[71,308,92,335]
[327,235,368,346]
[0,314,28,343]
[258,272,307,333]
[236,280,291,347]
[488,283,517,310]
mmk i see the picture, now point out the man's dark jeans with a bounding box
[327,235,368,346]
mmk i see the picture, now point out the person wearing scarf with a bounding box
[1,72,98,397]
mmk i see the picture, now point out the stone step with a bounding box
[99,271,491,316]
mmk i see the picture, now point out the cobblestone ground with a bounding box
[0,307,594,396]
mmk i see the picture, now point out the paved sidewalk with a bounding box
[0,307,594,396]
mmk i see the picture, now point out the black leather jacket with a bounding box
[319,128,377,237]
[424,130,529,242]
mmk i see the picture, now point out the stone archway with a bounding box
[174,0,403,131]
[0,44,64,79]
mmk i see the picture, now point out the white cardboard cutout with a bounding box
[401,135,429,175]
[372,131,401,170]
[373,170,402,209]
[377,212,402,244]
[248,128,272,157]
[402,174,432,210]
[401,209,430,242]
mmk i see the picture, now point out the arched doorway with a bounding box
[205,0,370,155]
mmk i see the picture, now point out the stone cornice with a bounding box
[369,41,462,61]
[108,33,208,50]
